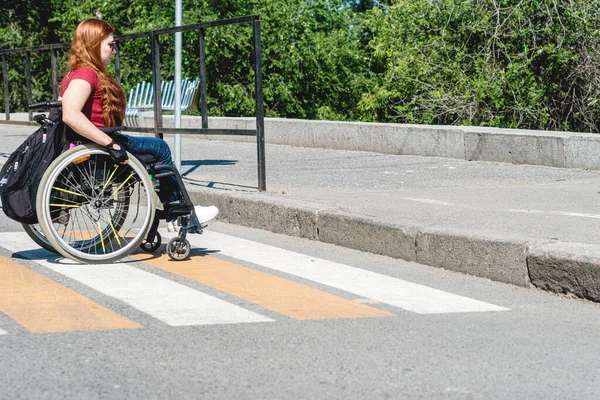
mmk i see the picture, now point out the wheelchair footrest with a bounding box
[164,201,193,217]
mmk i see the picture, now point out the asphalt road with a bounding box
[1,219,600,399]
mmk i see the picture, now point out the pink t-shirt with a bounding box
[59,67,105,127]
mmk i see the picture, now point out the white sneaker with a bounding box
[194,205,219,224]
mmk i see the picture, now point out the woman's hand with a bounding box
[105,140,128,164]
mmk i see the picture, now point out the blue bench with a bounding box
[125,78,200,127]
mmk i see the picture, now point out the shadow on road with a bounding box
[181,159,237,177]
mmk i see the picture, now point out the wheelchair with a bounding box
[22,101,203,263]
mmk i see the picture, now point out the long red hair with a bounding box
[69,18,125,127]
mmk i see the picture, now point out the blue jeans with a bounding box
[114,134,179,203]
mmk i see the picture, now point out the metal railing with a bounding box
[0,15,267,191]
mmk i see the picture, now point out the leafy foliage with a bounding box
[359,0,600,132]
[0,0,61,111]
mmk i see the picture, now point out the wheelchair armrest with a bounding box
[99,126,128,134]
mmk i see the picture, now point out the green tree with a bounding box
[360,0,600,132]
[0,0,61,110]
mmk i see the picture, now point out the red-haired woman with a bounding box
[59,18,218,229]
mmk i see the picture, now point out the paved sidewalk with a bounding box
[2,124,600,302]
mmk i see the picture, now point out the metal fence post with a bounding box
[25,51,33,121]
[253,18,266,192]
[198,27,208,129]
[114,51,121,85]
[2,55,9,120]
[50,47,58,99]
[151,32,163,139]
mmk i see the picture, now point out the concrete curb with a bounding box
[188,186,600,302]
[528,242,600,301]
[415,228,534,288]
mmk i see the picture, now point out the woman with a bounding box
[60,18,218,229]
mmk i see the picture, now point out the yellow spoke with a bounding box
[97,222,105,253]
[49,204,80,208]
[52,186,83,197]
[103,165,119,190]
[109,219,121,246]
[111,173,134,197]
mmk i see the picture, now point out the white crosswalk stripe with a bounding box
[0,232,273,326]
[168,230,509,314]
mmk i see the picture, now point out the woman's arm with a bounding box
[60,79,113,147]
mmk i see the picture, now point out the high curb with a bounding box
[187,186,600,302]
[415,228,534,287]
[528,242,600,302]
[187,187,532,287]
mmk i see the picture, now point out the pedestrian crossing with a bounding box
[130,252,393,320]
[181,231,509,315]
[0,230,509,335]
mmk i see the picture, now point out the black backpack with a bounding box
[0,108,68,224]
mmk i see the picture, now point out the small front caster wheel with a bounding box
[167,237,191,261]
[140,231,162,252]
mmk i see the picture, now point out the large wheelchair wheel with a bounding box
[36,144,156,263]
